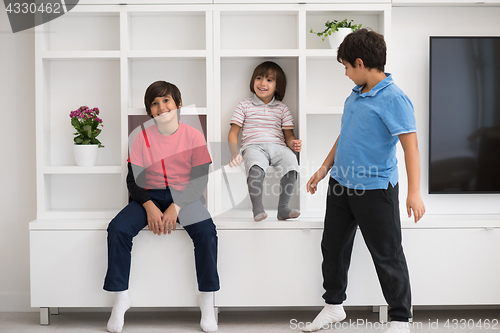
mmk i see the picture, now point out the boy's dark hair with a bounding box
[144,81,182,119]
[250,61,287,101]
[337,28,386,72]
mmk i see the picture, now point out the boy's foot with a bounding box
[383,321,411,333]
[107,290,131,333]
[198,292,218,332]
[277,207,300,220]
[254,212,268,222]
[302,304,346,332]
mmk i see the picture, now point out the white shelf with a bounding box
[41,51,120,59]
[127,50,207,59]
[37,210,120,220]
[29,215,500,231]
[219,49,299,58]
[42,166,122,174]
[307,107,344,115]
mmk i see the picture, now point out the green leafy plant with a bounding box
[69,106,104,148]
[310,19,362,42]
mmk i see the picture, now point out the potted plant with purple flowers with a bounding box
[70,105,104,166]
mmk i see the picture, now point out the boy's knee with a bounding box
[107,218,124,236]
[186,219,217,240]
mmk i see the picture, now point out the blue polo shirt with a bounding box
[330,73,416,190]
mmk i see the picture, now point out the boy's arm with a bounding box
[228,124,242,166]
[399,132,426,223]
[127,162,165,235]
[283,129,302,152]
[307,135,339,194]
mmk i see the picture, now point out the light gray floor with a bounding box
[0,308,498,333]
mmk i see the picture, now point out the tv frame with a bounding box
[429,35,500,194]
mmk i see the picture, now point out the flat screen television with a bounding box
[429,36,500,194]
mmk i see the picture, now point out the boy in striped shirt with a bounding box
[228,61,302,221]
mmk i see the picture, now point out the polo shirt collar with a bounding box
[251,94,279,106]
[353,73,393,97]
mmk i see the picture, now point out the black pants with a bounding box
[103,188,220,293]
[321,178,411,322]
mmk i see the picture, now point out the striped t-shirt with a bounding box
[230,94,294,148]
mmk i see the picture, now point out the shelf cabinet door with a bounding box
[216,229,385,307]
[30,228,199,307]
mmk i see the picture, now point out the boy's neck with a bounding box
[157,121,179,136]
[258,95,273,105]
[361,70,387,94]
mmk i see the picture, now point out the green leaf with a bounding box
[83,125,92,139]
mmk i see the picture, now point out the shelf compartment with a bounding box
[41,59,121,167]
[128,12,206,51]
[306,58,353,109]
[128,59,207,110]
[306,10,383,50]
[220,11,298,50]
[41,12,120,52]
[42,174,124,215]
[303,114,341,213]
[220,57,299,148]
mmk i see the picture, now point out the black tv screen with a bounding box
[429,36,500,193]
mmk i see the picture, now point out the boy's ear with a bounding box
[356,58,364,69]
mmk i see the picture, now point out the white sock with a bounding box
[302,304,346,332]
[384,321,411,333]
[198,292,218,332]
[107,290,131,333]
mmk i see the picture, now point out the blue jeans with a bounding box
[103,188,220,292]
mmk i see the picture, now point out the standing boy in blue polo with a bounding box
[304,29,425,333]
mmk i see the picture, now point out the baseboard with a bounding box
[0,292,34,312]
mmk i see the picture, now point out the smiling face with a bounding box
[253,74,277,104]
[149,95,180,124]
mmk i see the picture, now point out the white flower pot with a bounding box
[74,144,98,166]
[328,28,353,50]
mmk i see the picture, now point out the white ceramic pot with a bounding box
[328,27,353,50]
[74,144,98,166]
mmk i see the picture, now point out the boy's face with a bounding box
[150,95,180,123]
[254,73,276,104]
[342,60,366,86]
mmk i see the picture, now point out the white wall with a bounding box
[1,4,500,312]
[0,8,36,311]
[392,5,500,215]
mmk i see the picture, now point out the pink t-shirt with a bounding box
[230,95,294,148]
[128,122,211,191]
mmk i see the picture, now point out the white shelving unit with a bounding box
[30,1,500,326]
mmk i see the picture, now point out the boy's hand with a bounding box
[162,203,180,234]
[307,167,328,195]
[229,153,243,167]
[289,139,302,152]
[143,200,164,235]
[406,193,425,223]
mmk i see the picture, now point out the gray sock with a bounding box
[247,165,267,221]
[278,171,300,220]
